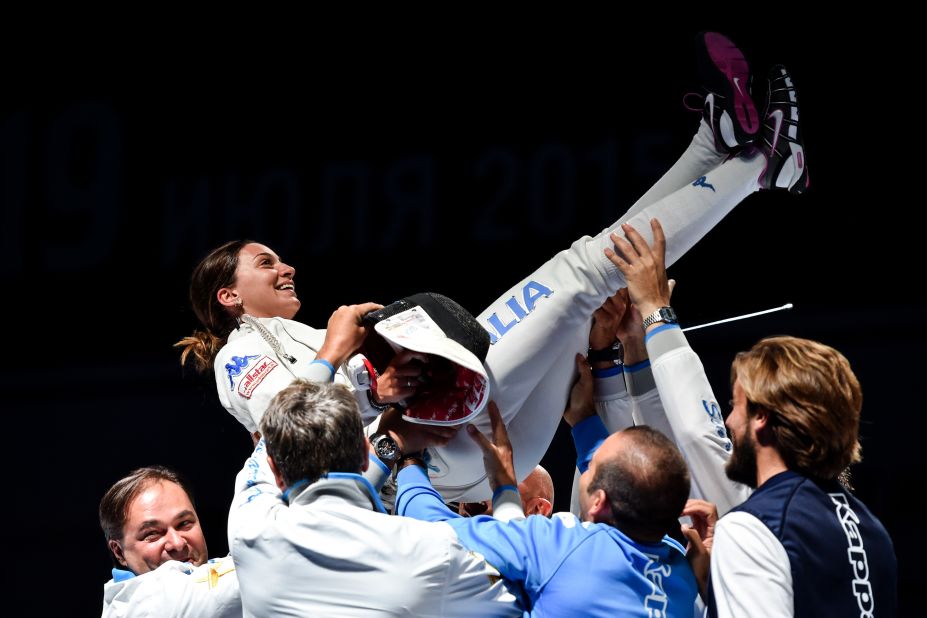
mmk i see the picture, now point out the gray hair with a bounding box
[261,380,367,487]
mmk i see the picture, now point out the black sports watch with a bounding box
[370,433,403,468]
[641,306,678,330]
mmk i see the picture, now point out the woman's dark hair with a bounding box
[175,240,253,373]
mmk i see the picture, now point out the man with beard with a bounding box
[606,219,898,617]
[711,337,897,617]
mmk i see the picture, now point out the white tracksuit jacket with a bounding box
[644,323,750,515]
[227,439,520,617]
[101,556,240,617]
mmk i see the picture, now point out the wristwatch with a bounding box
[369,433,402,468]
[641,306,678,330]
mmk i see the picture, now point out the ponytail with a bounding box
[175,330,227,374]
[179,239,253,373]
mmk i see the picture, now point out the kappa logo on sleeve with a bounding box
[237,355,279,399]
[703,399,732,451]
[225,355,261,388]
[642,553,671,616]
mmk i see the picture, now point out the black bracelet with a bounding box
[587,342,623,363]
[397,451,427,471]
[367,389,390,412]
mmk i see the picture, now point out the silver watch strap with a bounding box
[642,307,676,330]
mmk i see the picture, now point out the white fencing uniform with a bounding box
[212,121,765,502]
[215,317,381,433]
[433,122,764,500]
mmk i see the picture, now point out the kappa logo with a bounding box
[642,554,670,617]
[484,280,554,344]
[692,176,715,192]
[226,355,260,388]
[237,355,279,399]
[829,493,875,616]
[703,399,731,450]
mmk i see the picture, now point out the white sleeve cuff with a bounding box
[491,487,525,523]
[711,511,793,617]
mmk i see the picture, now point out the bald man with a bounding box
[459,465,555,519]
[396,403,699,616]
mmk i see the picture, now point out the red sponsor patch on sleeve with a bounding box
[237,355,279,399]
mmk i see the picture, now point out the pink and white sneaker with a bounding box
[695,31,761,152]
[759,64,809,193]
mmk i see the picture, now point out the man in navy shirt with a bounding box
[603,218,898,617]
[708,336,898,616]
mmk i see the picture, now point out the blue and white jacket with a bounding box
[396,416,698,617]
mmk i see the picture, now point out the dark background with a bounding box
[3,21,920,615]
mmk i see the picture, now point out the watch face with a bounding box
[375,436,399,460]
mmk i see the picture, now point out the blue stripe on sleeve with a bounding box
[571,415,609,473]
[592,365,624,378]
[310,359,336,381]
[644,323,680,343]
[623,359,651,373]
[492,484,519,502]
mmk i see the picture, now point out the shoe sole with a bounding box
[703,32,760,143]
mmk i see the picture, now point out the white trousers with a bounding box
[428,122,764,501]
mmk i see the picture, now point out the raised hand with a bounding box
[316,302,384,367]
[680,498,719,599]
[376,406,459,453]
[563,354,596,427]
[605,219,671,319]
[374,349,430,404]
[466,402,517,491]
[589,291,628,351]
